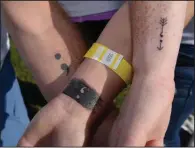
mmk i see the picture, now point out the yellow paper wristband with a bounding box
[84,43,133,84]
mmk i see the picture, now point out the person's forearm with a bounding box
[63,2,132,126]
[123,0,188,120]
[107,2,188,146]
[1,1,87,101]
[185,1,194,27]
[130,1,187,79]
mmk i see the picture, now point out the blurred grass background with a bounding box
[10,40,47,119]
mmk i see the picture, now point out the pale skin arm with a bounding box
[92,1,194,146]
[1,1,87,101]
[185,1,194,26]
[1,1,130,114]
[2,1,132,146]
[109,1,188,146]
[2,0,131,126]
[92,1,194,145]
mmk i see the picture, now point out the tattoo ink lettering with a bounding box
[54,53,69,75]
[63,79,100,109]
[157,17,167,50]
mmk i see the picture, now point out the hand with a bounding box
[18,94,91,146]
[110,105,172,146]
[109,76,175,146]
[91,107,119,146]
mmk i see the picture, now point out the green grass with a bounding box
[10,40,128,119]
[10,40,35,84]
[10,40,46,119]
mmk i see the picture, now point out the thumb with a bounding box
[17,137,33,146]
[92,109,118,146]
[146,139,164,147]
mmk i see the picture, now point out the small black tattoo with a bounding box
[54,53,70,75]
[157,17,167,50]
[63,79,100,109]
[55,53,61,60]
[61,63,69,75]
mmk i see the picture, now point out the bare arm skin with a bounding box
[68,2,132,121]
[2,1,132,120]
[17,2,133,146]
[1,1,87,101]
[1,2,131,121]
[92,1,194,146]
[58,2,132,142]
[109,1,188,146]
[185,1,194,27]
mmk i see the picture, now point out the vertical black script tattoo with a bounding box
[157,17,167,50]
[54,53,69,75]
[63,79,100,109]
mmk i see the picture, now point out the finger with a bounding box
[110,126,147,146]
[18,98,65,146]
[92,109,118,146]
[18,111,53,146]
[146,139,164,147]
[17,137,33,146]
[121,135,147,146]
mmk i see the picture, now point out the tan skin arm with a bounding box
[1,1,87,101]
[2,2,131,145]
[14,2,133,147]
[2,0,131,125]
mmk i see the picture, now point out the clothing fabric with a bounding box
[164,44,194,146]
[0,53,30,146]
[181,17,194,45]
[57,1,122,18]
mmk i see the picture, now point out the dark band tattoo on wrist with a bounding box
[157,17,167,50]
[54,53,69,75]
[63,79,100,109]
[92,98,104,114]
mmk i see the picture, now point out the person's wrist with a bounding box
[73,58,125,102]
[132,72,175,102]
[134,66,175,80]
[51,93,91,122]
[136,71,175,89]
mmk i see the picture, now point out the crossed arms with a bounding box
[1,1,193,146]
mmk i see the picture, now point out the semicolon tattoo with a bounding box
[157,17,167,50]
[54,53,69,75]
[63,79,101,110]
[55,53,61,60]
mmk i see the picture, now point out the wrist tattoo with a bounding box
[157,17,167,50]
[63,79,100,109]
[92,98,104,114]
[54,53,69,75]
